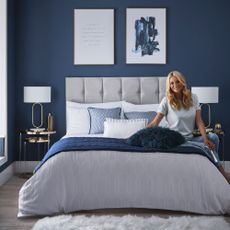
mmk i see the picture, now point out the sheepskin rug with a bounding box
[32,214,230,230]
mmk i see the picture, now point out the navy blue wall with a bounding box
[1,0,230,172]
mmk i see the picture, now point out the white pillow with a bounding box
[66,101,123,135]
[66,108,90,135]
[67,101,123,109]
[122,101,168,127]
[103,118,147,139]
[122,101,159,112]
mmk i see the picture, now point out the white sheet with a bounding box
[18,146,230,217]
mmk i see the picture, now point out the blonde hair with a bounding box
[166,70,193,110]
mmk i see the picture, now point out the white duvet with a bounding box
[18,136,230,217]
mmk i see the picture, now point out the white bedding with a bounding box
[18,138,230,217]
[62,134,104,138]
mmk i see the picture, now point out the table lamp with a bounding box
[191,87,219,128]
[24,86,51,131]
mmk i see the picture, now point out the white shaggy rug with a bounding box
[32,214,230,230]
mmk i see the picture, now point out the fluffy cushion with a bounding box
[88,107,121,134]
[127,126,185,149]
[104,118,148,138]
[66,101,122,135]
[124,111,157,124]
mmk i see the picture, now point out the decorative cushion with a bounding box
[124,111,157,124]
[104,118,148,138]
[88,107,121,134]
[66,101,122,135]
[122,101,168,127]
[127,126,185,149]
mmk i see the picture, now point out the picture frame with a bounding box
[126,8,166,64]
[74,9,114,65]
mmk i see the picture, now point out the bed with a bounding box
[18,77,230,217]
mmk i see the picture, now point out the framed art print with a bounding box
[74,9,114,65]
[126,8,166,64]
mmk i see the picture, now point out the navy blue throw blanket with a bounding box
[34,137,217,173]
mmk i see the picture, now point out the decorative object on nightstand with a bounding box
[47,113,54,131]
[214,123,222,134]
[24,86,51,131]
[191,87,219,128]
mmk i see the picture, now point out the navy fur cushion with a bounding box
[127,126,185,149]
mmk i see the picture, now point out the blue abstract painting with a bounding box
[134,16,159,56]
[126,8,166,64]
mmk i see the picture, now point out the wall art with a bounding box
[74,9,114,65]
[126,8,166,64]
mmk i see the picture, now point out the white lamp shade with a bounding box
[191,87,219,103]
[24,86,51,103]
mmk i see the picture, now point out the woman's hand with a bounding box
[204,139,215,151]
[147,112,164,128]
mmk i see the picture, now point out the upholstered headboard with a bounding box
[66,77,166,104]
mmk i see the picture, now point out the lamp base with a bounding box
[30,128,46,132]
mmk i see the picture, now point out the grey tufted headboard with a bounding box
[65,77,166,104]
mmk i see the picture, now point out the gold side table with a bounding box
[19,129,56,175]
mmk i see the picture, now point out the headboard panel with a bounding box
[66,77,166,104]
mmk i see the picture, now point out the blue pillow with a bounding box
[88,107,121,134]
[124,111,156,124]
[127,126,185,149]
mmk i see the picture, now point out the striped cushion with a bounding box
[104,118,148,138]
[124,111,157,124]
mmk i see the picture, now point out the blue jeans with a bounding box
[189,132,221,166]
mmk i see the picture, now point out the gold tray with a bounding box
[25,137,49,143]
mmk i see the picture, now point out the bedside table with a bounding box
[19,129,56,174]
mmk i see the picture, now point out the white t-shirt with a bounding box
[157,94,201,138]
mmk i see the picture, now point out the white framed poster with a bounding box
[126,8,166,64]
[74,9,114,65]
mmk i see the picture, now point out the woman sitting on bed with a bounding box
[148,70,230,184]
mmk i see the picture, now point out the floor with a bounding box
[0,175,230,229]
[0,176,39,230]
